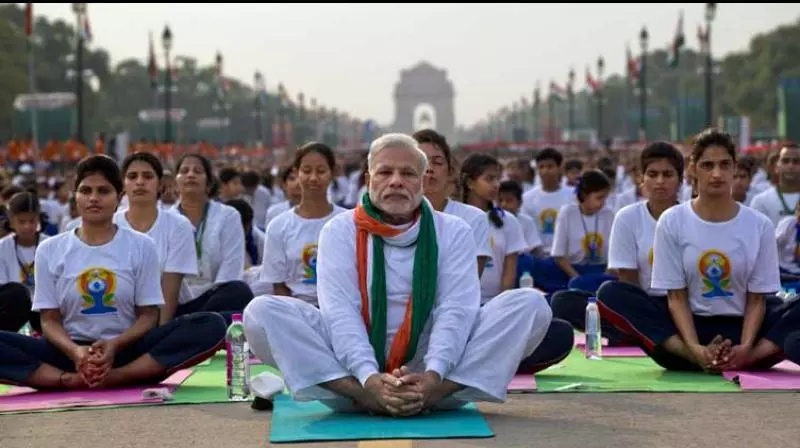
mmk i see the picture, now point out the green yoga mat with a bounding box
[536,350,739,392]
[269,394,494,443]
[0,384,10,395]
[169,356,276,405]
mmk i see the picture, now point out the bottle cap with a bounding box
[588,296,598,303]
[232,313,243,322]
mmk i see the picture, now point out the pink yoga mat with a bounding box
[724,361,800,390]
[507,375,537,393]
[0,369,194,413]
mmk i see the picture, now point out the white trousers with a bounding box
[243,288,551,406]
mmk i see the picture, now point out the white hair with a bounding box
[367,133,428,175]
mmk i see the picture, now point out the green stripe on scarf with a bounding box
[362,192,438,369]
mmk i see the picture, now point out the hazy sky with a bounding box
[31,3,800,127]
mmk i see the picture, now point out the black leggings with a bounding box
[175,280,254,325]
[0,312,226,386]
[597,280,800,371]
[0,282,35,332]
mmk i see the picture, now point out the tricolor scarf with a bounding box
[354,192,438,373]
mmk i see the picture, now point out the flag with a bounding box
[697,23,708,53]
[549,81,566,102]
[586,66,600,93]
[24,3,33,38]
[148,32,158,89]
[668,10,685,68]
[626,45,640,82]
[79,8,92,42]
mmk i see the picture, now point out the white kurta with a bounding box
[243,206,552,407]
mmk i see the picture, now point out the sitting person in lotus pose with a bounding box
[0,155,226,389]
[243,133,553,415]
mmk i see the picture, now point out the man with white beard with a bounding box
[242,133,552,416]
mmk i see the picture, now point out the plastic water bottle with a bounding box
[585,297,603,360]
[226,313,252,401]
[519,271,534,289]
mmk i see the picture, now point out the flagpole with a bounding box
[26,4,40,163]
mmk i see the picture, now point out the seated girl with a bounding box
[553,142,683,345]
[0,155,226,389]
[550,169,615,283]
[598,129,800,371]
[774,200,800,290]
[460,153,574,373]
[0,192,48,332]
[115,152,198,325]
[173,153,254,320]
[263,167,302,231]
[260,142,345,306]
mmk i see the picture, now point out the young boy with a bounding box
[499,180,543,256]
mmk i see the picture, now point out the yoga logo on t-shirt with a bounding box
[648,248,654,267]
[697,250,734,299]
[78,267,118,315]
[301,243,318,284]
[19,262,34,288]
[582,232,604,264]
[485,235,495,268]
[539,209,558,235]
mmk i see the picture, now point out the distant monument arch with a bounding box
[393,61,455,142]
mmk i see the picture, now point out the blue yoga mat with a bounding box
[269,394,495,443]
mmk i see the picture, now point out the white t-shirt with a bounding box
[613,187,641,213]
[0,233,49,289]
[261,205,346,305]
[775,215,800,274]
[114,208,198,299]
[172,201,246,301]
[551,203,614,265]
[651,202,780,316]
[608,201,665,296]
[32,227,164,341]
[480,211,527,302]
[514,212,542,252]
[442,199,492,259]
[750,186,799,227]
[521,186,575,254]
[251,185,273,231]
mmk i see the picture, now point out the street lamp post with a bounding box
[640,26,649,141]
[72,3,87,143]
[568,68,576,141]
[161,25,173,143]
[597,56,605,141]
[705,3,717,127]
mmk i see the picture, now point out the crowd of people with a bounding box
[0,126,799,417]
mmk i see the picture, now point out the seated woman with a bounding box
[173,153,254,320]
[224,199,265,270]
[415,128,492,275]
[263,167,302,231]
[460,153,574,373]
[553,142,683,345]
[598,129,800,371]
[114,152,198,325]
[774,201,800,291]
[0,192,48,332]
[550,169,615,291]
[260,142,345,306]
[0,155,226,389]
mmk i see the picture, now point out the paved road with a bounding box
[2,393,797,448]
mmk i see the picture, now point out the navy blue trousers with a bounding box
[553,284,659,346]
[175,280,254,325]
[596,280,800,371]
[0,312,226,386]
[0,282,34,332]
[517,317,574,374]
